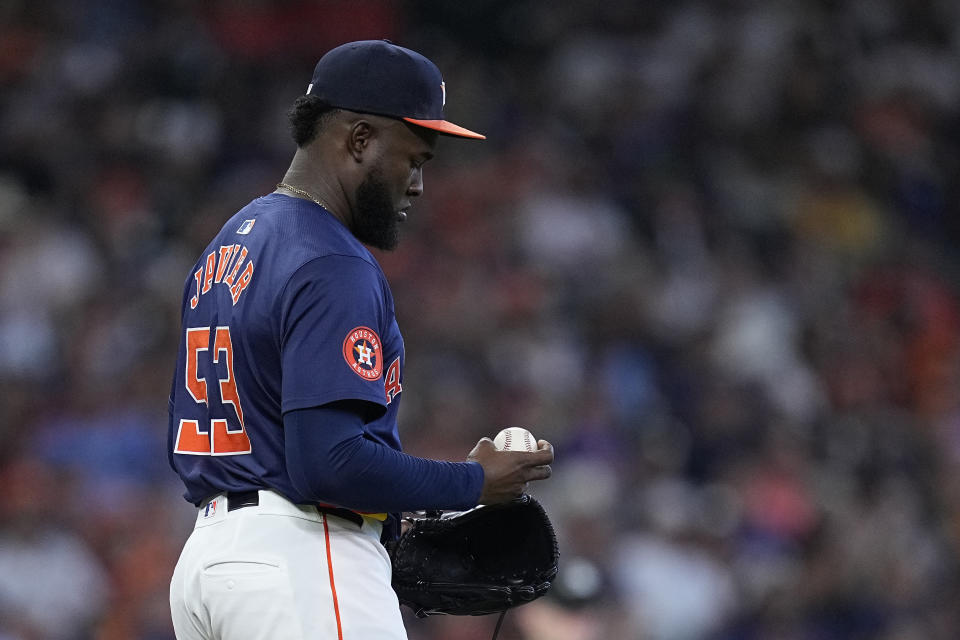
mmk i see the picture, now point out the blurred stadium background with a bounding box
[2,0,960,638]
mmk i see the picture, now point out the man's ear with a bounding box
[348,120,375,163]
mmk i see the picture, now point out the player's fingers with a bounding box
[528,443,554,465]
[467,437,496,459]
[525,464,552,482]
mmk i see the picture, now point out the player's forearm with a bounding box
[284,404,484,512]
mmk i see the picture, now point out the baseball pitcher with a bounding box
[167,40,554,639]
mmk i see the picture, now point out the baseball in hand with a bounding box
[494,427,537,452]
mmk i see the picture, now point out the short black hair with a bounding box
[287,95,340,147]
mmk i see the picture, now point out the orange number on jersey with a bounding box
[174,326,252,456]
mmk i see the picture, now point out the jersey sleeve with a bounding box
[279,255,390,417]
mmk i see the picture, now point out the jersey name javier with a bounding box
[168,193,404,506]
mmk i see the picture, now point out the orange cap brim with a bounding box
[403,117,486,140]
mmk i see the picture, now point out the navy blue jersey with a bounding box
[168,193,405,507]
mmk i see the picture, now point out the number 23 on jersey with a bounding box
[174,326,252,456]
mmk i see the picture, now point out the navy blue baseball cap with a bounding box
[306,40,485,140]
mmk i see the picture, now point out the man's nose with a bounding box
[407,168,423,197]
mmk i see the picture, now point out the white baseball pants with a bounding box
[170,490,407,639]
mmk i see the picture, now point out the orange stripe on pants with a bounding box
[323,514,344,640]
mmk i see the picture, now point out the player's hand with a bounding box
[467,438,553,505]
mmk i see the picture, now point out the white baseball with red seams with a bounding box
[493,427,537,452]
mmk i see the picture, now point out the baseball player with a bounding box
[168,40,554,640]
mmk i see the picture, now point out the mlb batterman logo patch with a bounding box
[343,326,383,380]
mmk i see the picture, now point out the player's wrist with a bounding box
[465,460,485,506]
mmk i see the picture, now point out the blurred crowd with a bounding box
[2,0,960,638]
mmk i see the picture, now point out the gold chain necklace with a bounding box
[276,182,332,211]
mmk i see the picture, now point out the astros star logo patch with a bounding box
[342,326,383,380]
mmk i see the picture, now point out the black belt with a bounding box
[225,490,365,527]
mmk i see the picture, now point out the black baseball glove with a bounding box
[389,494,559,617]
